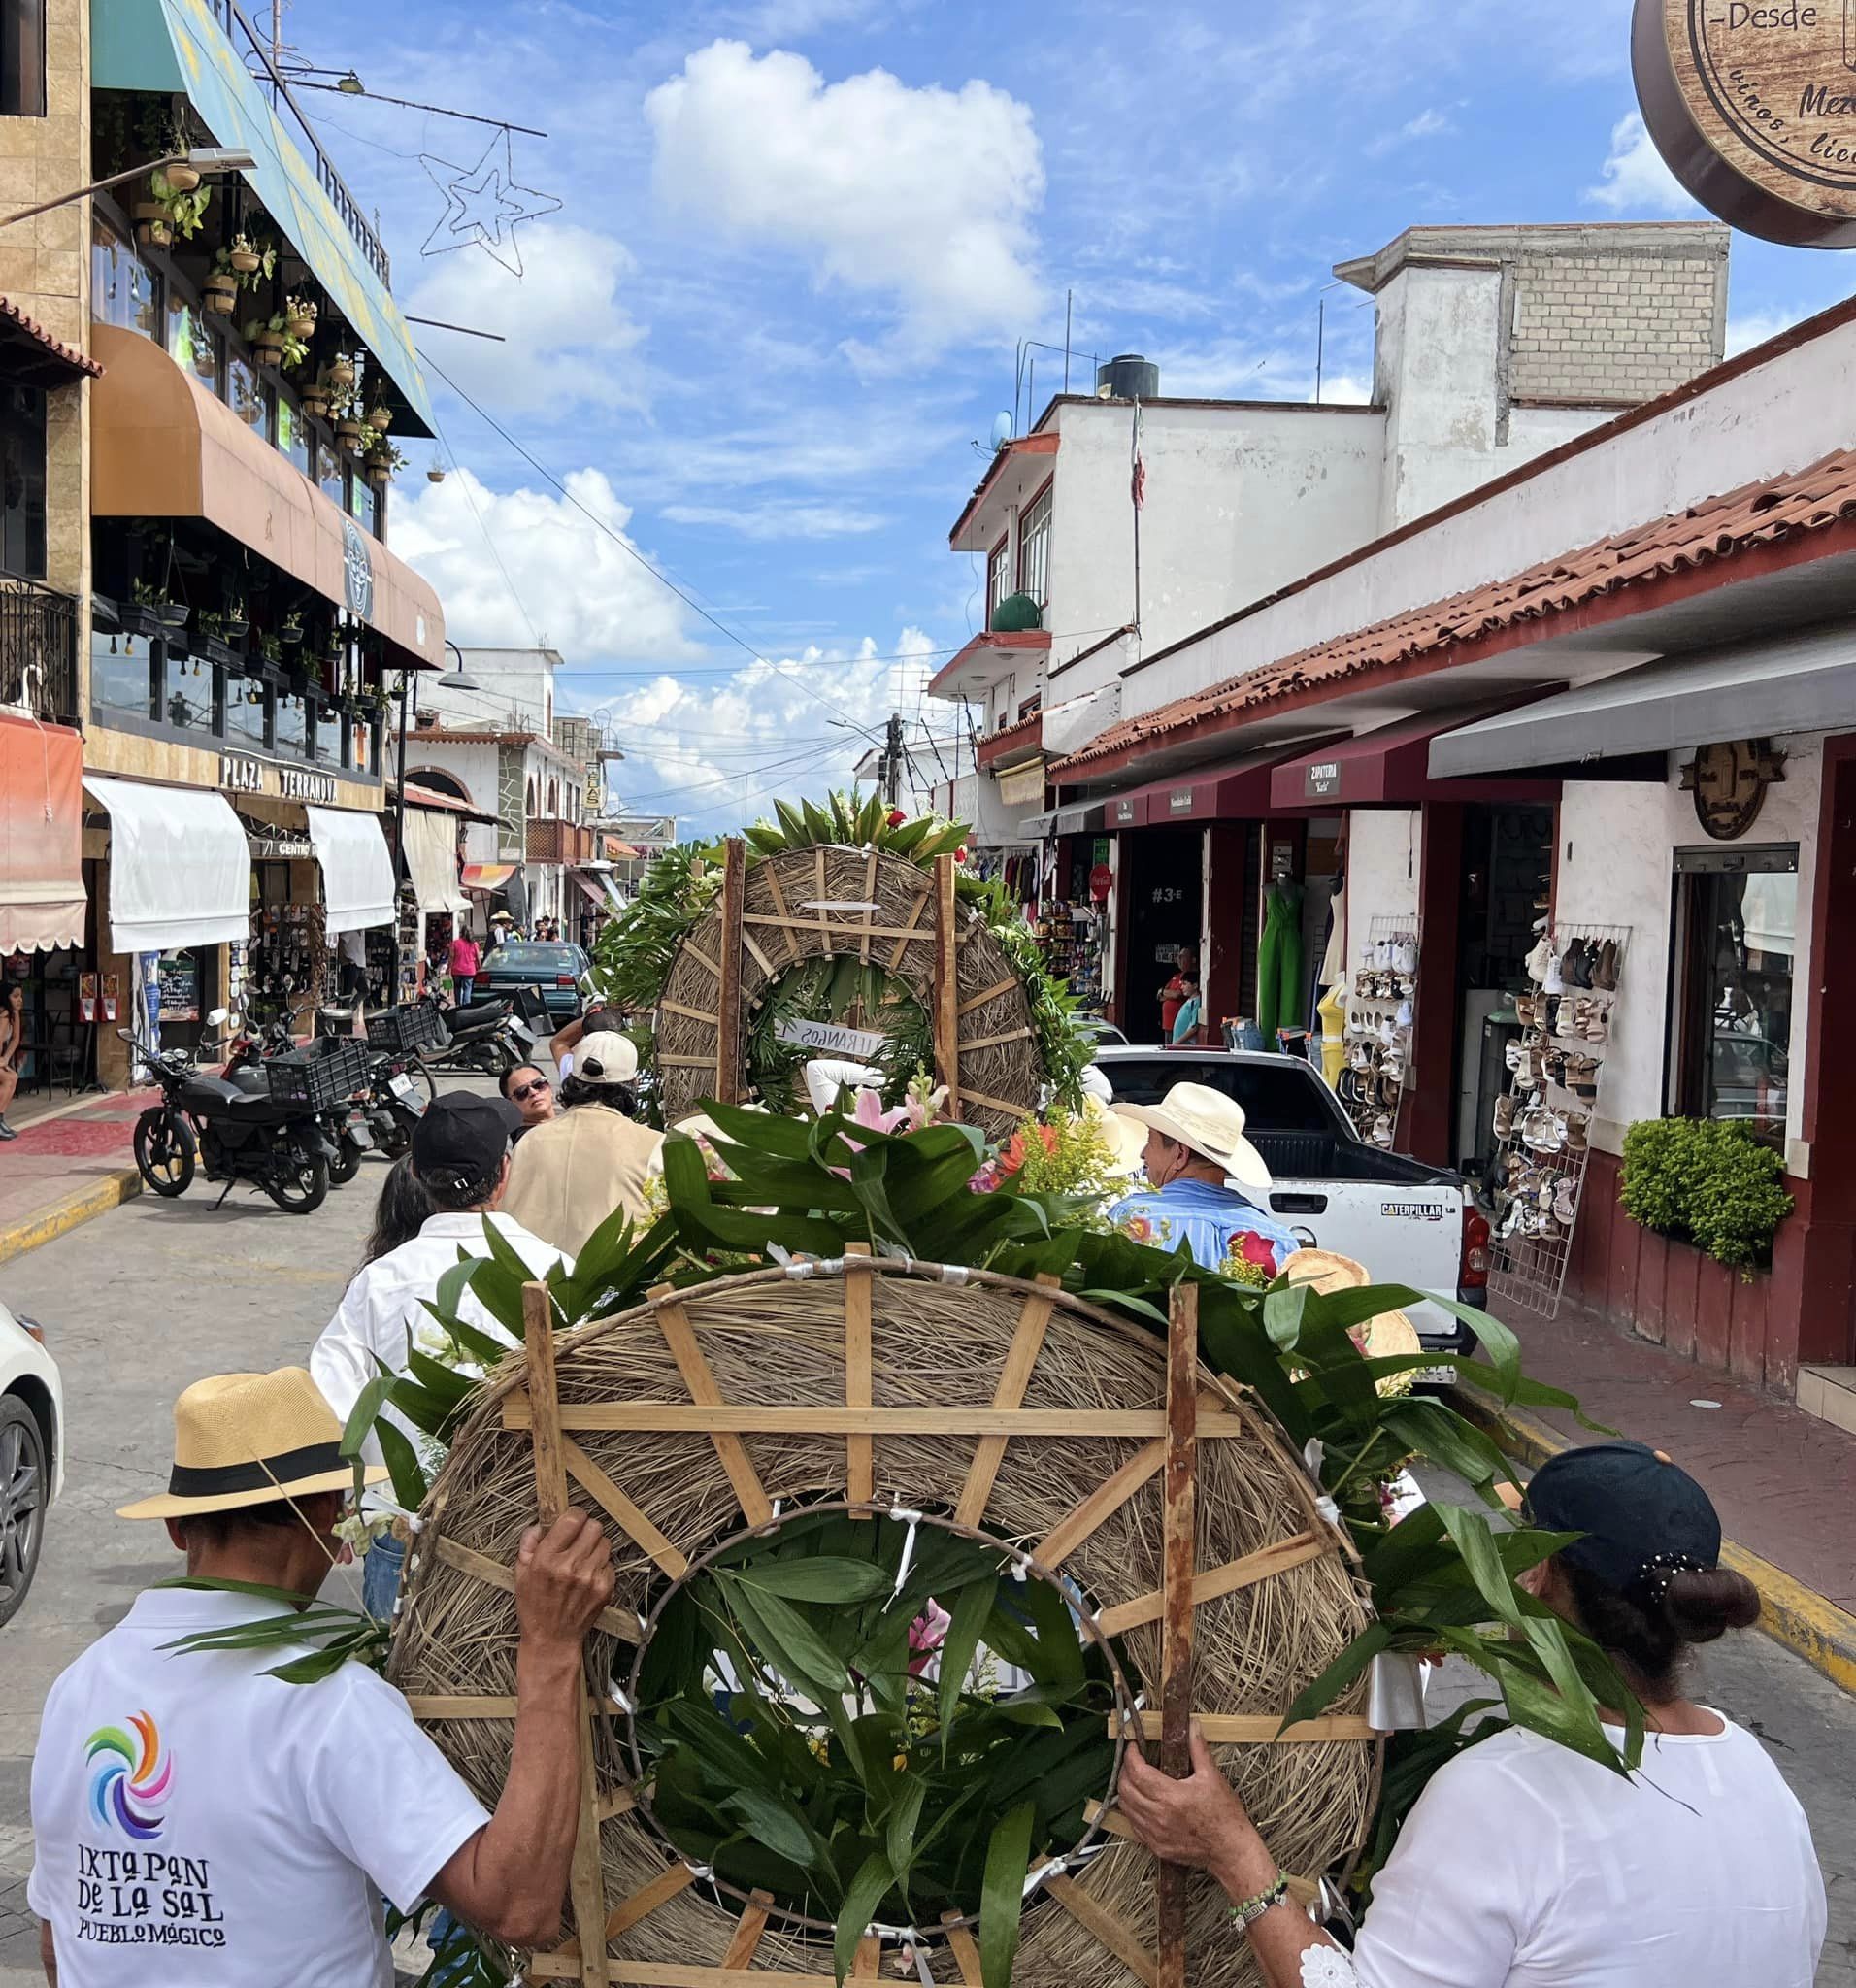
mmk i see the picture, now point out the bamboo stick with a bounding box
[934,854,960,1120]
[1095,1533,1332,1636]
[502,1403,1253,1439]
[1035,1440,1167,1566]
[719,1893,775,1970]
[1156,1282,1198,1988]
[1044,1875,1158,1988]
[844,1242,874,1504]
[953,1275,1059,1528]
[605,1864,697,1940]
[1109,1712,1376,1743]
[648,1288,773,1524]
[564,1437,689,1578]
[716,840,746,1108]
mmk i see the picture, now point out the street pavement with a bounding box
[0,1164,1850,1980]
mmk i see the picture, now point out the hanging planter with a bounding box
[133,203,171,248]
[204,272,238,315]
[159,160,201,194]
[426,464,446,484]
[283,292,317,341]
[329,353,356,388]
[280,613,304,647]
[228,237,261,276]
[250,325,284,369]
[364,456,391,491]
[300,389,329,420]
[335,416,363,448]
[366,401,391,433]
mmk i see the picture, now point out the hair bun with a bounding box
[1662,1566,1761,1645]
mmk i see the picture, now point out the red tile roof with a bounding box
[975,709,1043,770]
[1054,450,1856,777]
[0,297,100,381]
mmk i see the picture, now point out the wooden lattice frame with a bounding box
[391,1261,1380,1988]
[651,842,1044,1140]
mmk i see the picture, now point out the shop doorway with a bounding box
[1453,802,1555,1178]
[1122,826,1204,1043]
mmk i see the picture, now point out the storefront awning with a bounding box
[1052,802,1108,837]
[1427,629,1856,779]
[0,716,83,951]
[602,877,628,912]
[82,775,249,955]
[460,863,516,892]
[93,0,434,430]
[1269,703,1562,810]
[1104,740,1347,827]
[91,327,443,670]
[403,805,468,916]
[304,806,394,934]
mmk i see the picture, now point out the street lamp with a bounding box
[0,149,258,229]
[437,640,480,691]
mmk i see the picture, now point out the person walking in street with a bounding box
[1108,1081,1301,1276]
[312,1093,569,1618]
[0,978,23,1140]
[28,1365,617,1986]
[447,929,481,1008]
[499,1062,558,1142]
[1115,1441,1827,1988]
[504,1031,662,1256]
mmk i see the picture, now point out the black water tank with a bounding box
[1096,352,1160,400]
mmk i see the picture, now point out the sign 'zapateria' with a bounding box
[1635,0,1856,243]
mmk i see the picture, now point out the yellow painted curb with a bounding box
[1451,1387,1856,1698]
[0,1167,143,1267]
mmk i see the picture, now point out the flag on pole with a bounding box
[1130,400,1146,510]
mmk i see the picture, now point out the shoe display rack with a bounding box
[1338,915,1419,1150]
[1488,923,1631,1320]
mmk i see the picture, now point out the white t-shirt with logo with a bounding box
[28,1587,490,1986]
[1350,1714,1825,1987]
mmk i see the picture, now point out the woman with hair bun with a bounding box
[1115,1441,1825,1987]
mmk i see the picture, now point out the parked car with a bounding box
[1092,1045,1490,1360]
[478,942,592,1026]
[0,1301,60,1626]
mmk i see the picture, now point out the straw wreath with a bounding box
[388,1258,1377,1987]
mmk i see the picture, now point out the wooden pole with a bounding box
[715,838,746,1107]
[1155,1279,1198,1988]
[524,1280,613,1988]
[844,1242,874,1504]
[933,852,960,1120]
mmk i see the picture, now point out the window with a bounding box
[547,779,559,817]
[0,383,46,576]
[91,221,158,340]
[315,439,344,509]
[226,675,269,749]
[89,628,156,723]
[0,0,46,116]
[160,649,216,740]
[986,536,1011,627]
[166,294,217,392]
[273,691,308,754]
[312,698,340,766]
[227,351,264,431]
[276,392,312,475]
[1671,845,1797,1144]
[1017,483,1051,612]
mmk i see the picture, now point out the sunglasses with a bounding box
[511,1078,552,1102]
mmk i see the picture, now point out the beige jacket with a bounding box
[502,1105,664,1258]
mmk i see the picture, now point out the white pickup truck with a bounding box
[1093,1045,1491,1355]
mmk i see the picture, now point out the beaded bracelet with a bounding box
[1231,1872,1289,1928]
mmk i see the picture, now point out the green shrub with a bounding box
[1620,1116,1793,1270]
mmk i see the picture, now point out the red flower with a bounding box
[953,847,968,863]
[887,809,906,827]
[1233,1230,1278,1275]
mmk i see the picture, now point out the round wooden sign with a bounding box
[1634,0,1856,244]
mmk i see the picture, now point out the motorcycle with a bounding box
[222,1015,381,1185]
[418,988,545,1079]
[361,1044,434,1159]
[125,1011,342,1215]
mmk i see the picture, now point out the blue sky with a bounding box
[281,0,1856,831]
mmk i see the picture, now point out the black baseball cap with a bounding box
[1524,1441,1721,1599]
[412,1092,523,1200]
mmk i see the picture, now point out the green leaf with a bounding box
[338,1375,395,1458]
[885,1777,927,1911]
[1277,1620,1392,1728]
[414,1298,510,1374]
[1435,1502,1522,1629]
[721,1787,825,1872]
[834,1850,895,1985]
[1019,1575,1084,1690]
[722,1574,852,1697]
[376,1415,431,1512]
[266,1643,367,1685]
[978,1800,1037,1988]
[155,1574,319,1607]
[731,1558,893,1604]
[938,1574,999,1759]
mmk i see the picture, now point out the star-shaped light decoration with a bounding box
[418,128,561,276]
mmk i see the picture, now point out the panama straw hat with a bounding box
[117,1368,385,1520]
[1112,1081,1272,1191]
[1082,1094,1147,1178]
[1280,1248,1372,1294]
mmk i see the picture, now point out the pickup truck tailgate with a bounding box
[1263,1176,1464,1343]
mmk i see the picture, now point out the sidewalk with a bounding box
[0,1089,153,1265]
[1457,1290,1856,1688]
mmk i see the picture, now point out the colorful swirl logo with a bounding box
[86,1712,171,1840]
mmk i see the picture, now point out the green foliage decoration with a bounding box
[1621,1116,1793,1269]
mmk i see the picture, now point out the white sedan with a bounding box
[0,1299,60,1625]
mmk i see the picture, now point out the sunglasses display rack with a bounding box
[1337,914,1420,1151]
[1487,922,1632,1321]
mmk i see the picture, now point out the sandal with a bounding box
[1563,1112,1589,1152]
[1371,1112,1394,1149]
[1493,1094,1515,1140]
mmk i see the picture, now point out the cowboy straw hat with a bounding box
[1112,1081,1272,1191]
[1280,1247,1423,1394]
[1081,1094,1147,1179]
[118,1368,386,1520]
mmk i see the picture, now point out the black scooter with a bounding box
[125,1013,342,1215]
[419,990,545,1079]
[221,1015,381,1184]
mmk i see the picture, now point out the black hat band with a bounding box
[167,1439,348,1498]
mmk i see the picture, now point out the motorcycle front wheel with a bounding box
[267,1147,329,1214]
[133,1109,196,1197]
[329,1135,365,1186]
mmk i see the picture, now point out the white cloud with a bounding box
[1585,111,1696,215]
[644,39,1044,345]
[405,223,646,417]
[661,500,890,539]
[393,467,705,662]
[1366,107,1454,157]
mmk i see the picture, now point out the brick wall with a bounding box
[1508,241,1728,405]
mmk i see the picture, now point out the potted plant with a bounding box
[248,318,284,368]
[329,352,356,388]
[149,168,211,241]
[131,579,188,631]
[224,597,249,642]
[280,611,304,647]
[276,322,312,372]
[160,156,199,195]
[283,292,317,340]
[426,462,447,484]
[366,396,391,433]
[132,202,172,249]
[228,232,260,275]
[335,413,364,448]
[300,384,330,420]
[204,252,239,315]
[362,437,406,490]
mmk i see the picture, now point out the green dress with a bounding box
[1256,882,1305,1047]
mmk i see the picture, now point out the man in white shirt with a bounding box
[30,1365,615,1987]
[312,1091,572,1617]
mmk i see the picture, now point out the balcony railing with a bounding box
[0,575,79,726]
[526,817,593,864]
[200,0,392,284]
